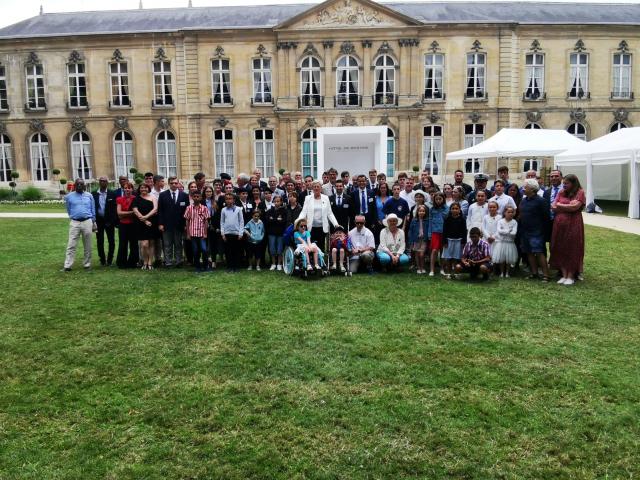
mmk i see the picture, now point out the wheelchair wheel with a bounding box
[282,246,295,275]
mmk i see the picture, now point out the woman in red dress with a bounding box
[550,174,586,286]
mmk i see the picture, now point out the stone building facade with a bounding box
[0,0,639,185]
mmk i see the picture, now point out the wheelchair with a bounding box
[282,233,330,279]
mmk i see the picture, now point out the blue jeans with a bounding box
[191,237,207,270]
[268,234,284,255]
[377,252,410,267]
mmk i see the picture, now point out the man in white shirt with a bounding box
[150,174,165,200]
[399,177,416,209]
[489,179,517,215]
[348,215,375,274]
[367,169,378,191]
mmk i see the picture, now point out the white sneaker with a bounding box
[505,273,510,278]
[440,269,445,275]
[564,278,575,286]
[247,265,253,271]
[577,273,584,281]
[256,266,261,271]
[428,271,435,277]
[270,264,277,271]
[277,264,283,271]
[557,277,567,284]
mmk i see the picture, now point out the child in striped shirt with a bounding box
[184,191,211,272]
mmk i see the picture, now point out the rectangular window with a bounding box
[252,58,272,104]
[254,129,274,177]
[301,138,317,178]
[464,124,485,174]
[465,53,486,99]
[422,125,442,175]
[153,61,173,106]
[612,53,632,98]
[386,137,395,178]
[110,62,130,107]
[67,63,88,108]
[0,65,8,111]
[211,59,232,104]
[524,53,544,100]
[523,159,539,172]
[214,129,235,177]
[424,54,444,100]
[25,64,46,109]
[569,53,589,98]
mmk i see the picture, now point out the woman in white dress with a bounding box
[481,200,501,256]
[492,206,519,277]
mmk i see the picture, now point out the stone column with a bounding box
[362,40,372,107]
[322,41,334,106]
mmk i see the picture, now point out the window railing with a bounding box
[66,100,90,111]
[522,91,547,101]
[210,93,233,106]
[422,92,445,102]
[334,94,362,107]
[372,93,397,107]
[109,99,132,109]
[152,99,175,109]
[0,101,9,112]
[24,100,47,111]
[464,91,488,101]
[566,90,590,100]
[610,91,634,100]
[298,95,324,108]
[251,94,273,105]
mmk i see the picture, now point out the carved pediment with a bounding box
[279,0,418,30]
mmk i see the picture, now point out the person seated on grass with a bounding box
[377,213,410,272]
[455,227,492,281]
[329,225,350,272]
[294,218,320,271]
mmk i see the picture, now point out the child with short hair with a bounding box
[492,205,519,278]
[244,210,265,271]
[441,202,468,277]
[294,218,320,271]
[330,225,351,272]
[220,192,244,273]
[482,200,501,256]
[265,194,287,270]
[427,191,449,276]
[184,191,211,272]
[455,227,492,281]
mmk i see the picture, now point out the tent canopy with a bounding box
[555,127,640,166]
[446,128,585,160]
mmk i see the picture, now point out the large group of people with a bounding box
[62,165,586,285]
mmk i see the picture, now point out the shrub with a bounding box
[59,178,68,185]
[10,171,19,179]
[129,167,138,175]
[19,186,44,201]
[0,188,13,200]
[52,168,61,175]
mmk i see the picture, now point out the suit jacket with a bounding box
[351,188,377,227]
[297,194,339,233]
[92,189,118,226]
[330,193,354,230]
[157,189,190,231]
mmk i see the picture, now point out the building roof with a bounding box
[1,1,639,39]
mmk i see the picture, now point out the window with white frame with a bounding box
[464,124,485,173]
[336,55,360,106]
[71,131,92,180]
[422,125,442,175]
[569,53,589,98]
[153,61,173,106]
[523,159,539,172]
[0,134,12,182]
[387,128,395,178]
[252,58,272,103]
[214,129,235,177]
[466,53,486,98]
[254,129,274,177]
[67,63,87,108]
[211,59,232,105]
[567,122,587,141]
[25,63,46,109]
[300,57,322,107]
[524,53,545,99]
[610,122,628,132]
[0,65,8,111]
[156,130,177,177]
[113,131,134,178]
[301,128,317,178]
[30,132,50,181]
[612,53,632,98]
[525,123,542,129]
[110,61,130,106]
[424,53,444,100]
[374,55,395,105]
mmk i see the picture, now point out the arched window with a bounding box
[156,130,177,178]
[30,132,50,181]
[374,55,396,105]
[464,124,485,173]
[71,131,92,180]
[0,134,12,182]
[214,129,234,177]
[422,125,443,175]
[525,123,541,129]
[336,55,359,106]
[300,57,322,107]
[113,131,134,178]
[567,122,587,141]
[301,128,317,178]
[254,129,274,177]
[610,122,628,133]
[386,128,396,178]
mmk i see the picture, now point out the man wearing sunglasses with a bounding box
[348,215,375,274]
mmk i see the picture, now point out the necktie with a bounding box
[172,191,176,204]
[338,196,342,207]
[361,190,366,215]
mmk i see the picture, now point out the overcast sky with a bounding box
[0,0,638,28]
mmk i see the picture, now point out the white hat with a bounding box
[383,213,403,227]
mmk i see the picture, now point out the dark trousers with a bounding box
[116,223,139,268]
[208,229,224,262]
[246,240,265,263]
[310,226,325,251]
[191,237,207,270]
[184,237,193,264]
[224,235,242,271]
[96,216,115,265]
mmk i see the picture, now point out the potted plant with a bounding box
[9,181,17,201]
[278,168,285,176]
[59,178,67,198]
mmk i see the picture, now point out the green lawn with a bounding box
[1,219,639,479]
[0,203,65,213]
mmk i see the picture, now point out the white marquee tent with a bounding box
[554,127,640,219]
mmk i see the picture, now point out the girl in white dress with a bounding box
[492,206,519,277]
[466,190,488,238]
[481,201,501,256]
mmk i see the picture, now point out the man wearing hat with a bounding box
[467,173,491,204]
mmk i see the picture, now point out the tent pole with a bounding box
[585,156,595,207]
[629,150,639,219]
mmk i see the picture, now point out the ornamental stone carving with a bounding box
[322,41,334,49]
[361,40,372,48]
[309,0,383,27]
[526,110,542,123]
[378,114,389,125]
[68,50,83,64]
[613,108,628,122]
[216,116,229,128]
[574,39,586,52]
[469,111,482,123]
[340,114,357,127]
[114,116,129,130]
[29,119,45,132]
[305,116,318,128]
[257,116,270,128]
[214,46,226,58]
[471,40,483,52]
[570,108,586,122]
[157,116,171,130]
[530,39,541,52]
[25,51,40,66]
[377,41,394,56]
[428,111,441,124]
[339,41,356,56]
[256,44,268,57]
[428,41,440,53]
[70,116,86,131]
[302,43,320,58]
[618,40,629,53]
[112,49,124,62]
[155,47,167,60]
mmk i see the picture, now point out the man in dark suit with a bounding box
[351,174,377,228]
[158,175,190,267]
[92,176,118,266]
[330,179,354,231]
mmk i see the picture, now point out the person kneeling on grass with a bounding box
[455,227,492,281]
[377,213,410,272]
